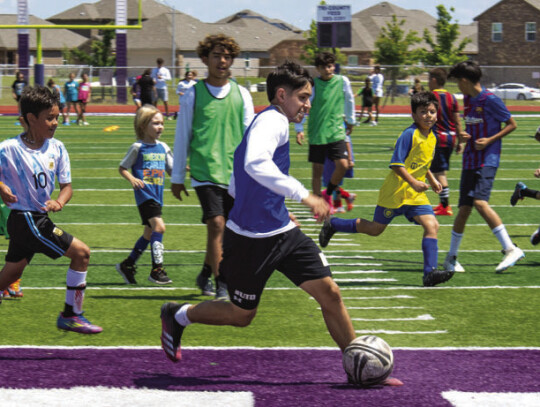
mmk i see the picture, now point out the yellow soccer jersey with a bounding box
[377,123,436,209]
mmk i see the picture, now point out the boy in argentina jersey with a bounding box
[0,85,102,334]
[320,92,455,287]
[160,62,361,374]
[117,105,173,285]
[443,61,523,274]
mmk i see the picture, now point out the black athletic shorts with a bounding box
[138,199,162,226]
[6,210,74,264]
[194,185,234,223]
[308,139,349,164]
[459,167,498,207]
[219,227,332,310]
[430,146,453,173]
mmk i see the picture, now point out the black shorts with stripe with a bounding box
[5,210,74,264]
[219,227,332,310]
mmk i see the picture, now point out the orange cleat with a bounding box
[434,204,453,216]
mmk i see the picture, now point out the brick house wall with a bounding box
[476,0,540,65]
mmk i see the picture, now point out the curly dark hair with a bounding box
[19,85,59,124]
[196,34,241,59]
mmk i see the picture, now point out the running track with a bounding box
[0,347,538,406]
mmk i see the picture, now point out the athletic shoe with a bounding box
[2,290,9,299]
[321,190,333,207]
[370,121,377,126]
[83,121,90,126]
[319,219,336,248]
[148,267,173,285]
[116,259,137,284]
[345,193,357,212]
[215,280,229,300]
[531,228,540,246]
[6,279,23,298]
[422,269,454,287]
[510,182,526,206]
[160,302,186,362]
[495,246,525,273]
[62,121,70,126]
[335,206,346,213]
[434,204,453,216]
[443,254,465,273]
[57,312,103,334]
[0,290,3,305]
[196,270,215,296]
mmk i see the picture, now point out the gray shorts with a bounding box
[156,88,168,102]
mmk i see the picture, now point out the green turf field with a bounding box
[0,114,538,348]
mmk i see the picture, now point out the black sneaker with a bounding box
[510,182,526,206]
[196,267,215,296]
[531,228,540,246]
[149,267,172,285]
[215,279,229,300]
[160,302,186,362]
[319,219,336,248]
[116,259,137,284]
[422,269,454,287]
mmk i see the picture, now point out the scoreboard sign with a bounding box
[317,5,352,48]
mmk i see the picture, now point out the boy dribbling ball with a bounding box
[0,85,102,333]
[116,104,174,285]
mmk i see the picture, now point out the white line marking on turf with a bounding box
[351,314,434,321]
[332,270,387,274]
[341,295,415,299]
[442,391,540,407]
[0,387,255,407]
[329,263,382,266]
[334,278,398,282]
[325,255,375,259]
[346,306,424,310]
[355,329,447,334]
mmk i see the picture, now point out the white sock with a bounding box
[492,224,515,251]
[448,230,464,257]
[174,303,192,327]
[65,269,87,315]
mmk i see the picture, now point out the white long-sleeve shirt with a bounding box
[171,81,254,187]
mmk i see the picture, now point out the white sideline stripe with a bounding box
[0,345,538,350]
[351,314,434,321]
[442,391,540,407]
[329,263,382,266]
[341,295,415,299]
[0,387,255,407]
[332,270,387,274]
[345,306,424,310]
[325,255,375,259]
[355,330,447,334]
[322,249,540,253]
[16,285,540,291]
[47,222,540,227]
[334,278,398,282]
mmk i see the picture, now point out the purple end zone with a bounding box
[0,348,538,406]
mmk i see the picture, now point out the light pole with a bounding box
[161,0,176,75]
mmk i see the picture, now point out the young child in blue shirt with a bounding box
[116,104,173,285]
[64,72,79,123]
[319,91,454,287]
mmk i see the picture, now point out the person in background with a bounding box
[47,79,69,126]
[77,73,91,126]
[64,72,79,124]
[151,58,172,120]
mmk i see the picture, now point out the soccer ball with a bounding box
[342,335,394,386]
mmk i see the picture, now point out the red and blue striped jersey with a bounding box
[462,89,511,169]
[432,88,459,148]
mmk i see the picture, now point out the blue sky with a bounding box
[1,0,498,29]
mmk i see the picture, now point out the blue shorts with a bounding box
[430,146,453,173]
[373,204,434,225]
[459,167,497,207]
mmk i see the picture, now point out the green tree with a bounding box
[373,15,422,98]
[64,29,116,66]
[300,0,346,65]
[421,5,471,66]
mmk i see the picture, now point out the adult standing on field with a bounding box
[171,34,254,300]
[138,69,156,107]
[369,65,384,125]
[151,58,172,120]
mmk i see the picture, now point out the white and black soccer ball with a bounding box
[342,335,394,386]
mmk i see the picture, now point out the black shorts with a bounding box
[194,185,234,223]
[6,210,74,264]
[430,146,453,173]
[137,200,162,226]
[459,167,498,207]
[58,102,65,111]
[308,139,349,164]
[219,227,332,310]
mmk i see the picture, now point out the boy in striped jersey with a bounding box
[0,86,102,333]
[443,61,523,273]
[428,68,463,216]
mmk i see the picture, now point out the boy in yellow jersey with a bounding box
[295,52,356,210]
[319,91,454,287]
